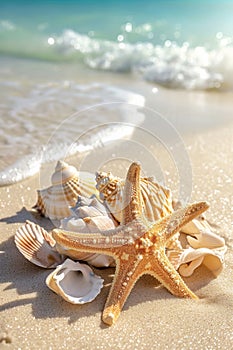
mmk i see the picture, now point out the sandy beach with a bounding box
[1,119,233,349]
[1,1,233,347]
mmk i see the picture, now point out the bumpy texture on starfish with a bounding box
[52,162,209,326]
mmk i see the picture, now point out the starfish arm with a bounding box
[121,162,143,225]
[150,249,198,299]
[52,225,136,256]
[102,253,144,326]
[151,201,209,242]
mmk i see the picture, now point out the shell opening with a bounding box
[59,269,93,298]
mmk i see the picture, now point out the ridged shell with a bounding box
[59,196,116,267]
[34,160,97,220]
[46,258,104,304]
[15,198,116,269]
[15,220,65,268]
[95,171,173,222]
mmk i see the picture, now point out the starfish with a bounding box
[52,162,209,326]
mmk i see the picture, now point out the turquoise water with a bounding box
[1,0,233,89]
[1,0,233,49]
[1,1,233,89]
[0,1,233,185]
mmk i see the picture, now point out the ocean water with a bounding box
[1,0,233,89]
[0,0,233,186]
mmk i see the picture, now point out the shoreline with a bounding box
[1,56,233,187]
[0,122,232,349]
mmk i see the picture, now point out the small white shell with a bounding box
[15,220,65,268]
[59,196,116,267]
[71,195,113,219]
[95,171,173,222]
[62,196,116,233]
[178,246,226,277]
[46,258,104,304]
[168,216,227,277]
[181,218,225,249]
[34,161,97,220]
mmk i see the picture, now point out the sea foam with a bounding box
[0,84,145,185]
[49,29,233,90]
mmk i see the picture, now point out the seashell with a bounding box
[178,246,227,277]
[15,220,65,268]
[95,171,173,222]
[46,258,104,304]
[181,217,226,249]
[15,197,116,269]
[34,160,97,220]
[71,195,113,219]
[59,196,116,267]
[167,215,227,277]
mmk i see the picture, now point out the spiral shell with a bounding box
[95,171,173,222]
[34,161,97,220]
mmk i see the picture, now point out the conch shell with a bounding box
[95,171,173,222]
[167,216,227,277]
[34,160,97,220]
[46,259,104,304]
[59,196,116,267]
[15,220,65,268]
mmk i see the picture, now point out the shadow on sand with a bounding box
[0,206,222,327]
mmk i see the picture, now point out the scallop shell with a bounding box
[95,171,173,222]
[15,220,65,268]
[59,196,116,267]
[46,259,104,304]
[34,160,97,220]
[15,197,116,268]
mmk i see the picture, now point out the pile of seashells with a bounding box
[15,161,227,306]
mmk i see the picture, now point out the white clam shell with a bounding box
[46,259,104,304]
[15,220,65,268]
[34,161,97,220]
[95,171,173,222]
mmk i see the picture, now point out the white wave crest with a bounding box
[50,29,233,90]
